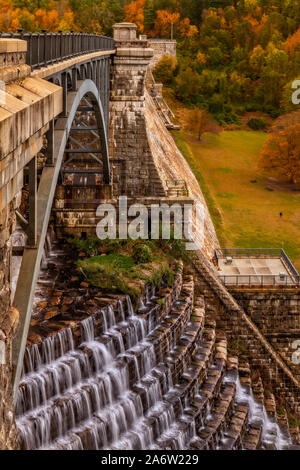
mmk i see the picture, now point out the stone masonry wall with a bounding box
[0,198,19,449]
[148,39,177,69]
[229,288,300,381]
[193,252,300,417]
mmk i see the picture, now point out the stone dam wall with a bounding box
[148,39,177,69]
[144,88,219,260]
[228,288,300,382]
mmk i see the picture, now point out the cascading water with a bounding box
[223,370,292,450]
[16,252,198,451]
[15,239,294,451]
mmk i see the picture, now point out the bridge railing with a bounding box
[0,30,115,69]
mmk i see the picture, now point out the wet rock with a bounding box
[50,297,61,306]
[37,301,48,309]
[27,332,43,344]
[44,308,60,320]
[80,282,89,288]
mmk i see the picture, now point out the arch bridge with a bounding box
[0,30,115,394]
[0,23,168,399]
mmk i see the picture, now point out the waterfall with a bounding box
[223,371,292,450]
[15,239,292,451]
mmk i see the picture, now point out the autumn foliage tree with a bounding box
[186,108,220,141]
[124,0,145,32]
[152,10,179,38]
[259,121,300,184]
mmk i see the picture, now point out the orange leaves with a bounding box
[152,10,180,38]
[196,52,206,65]
[124,0,146,33]
[0,0,76,32]
[285,28,300,57]
[259,118,300,184]
[35,9,59,31]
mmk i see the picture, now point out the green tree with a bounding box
[175,67,201,102]
[143,0,155,31]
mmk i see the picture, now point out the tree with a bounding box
[153,55,177,84]
[175,67,201,103]
[186,108,220,140]
[152,9,180,38]
[259,122,300,184]
[285,27,300,56]
[143,0,155,31]
[124,0,146,32]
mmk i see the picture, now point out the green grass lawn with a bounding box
[173,129,300,272]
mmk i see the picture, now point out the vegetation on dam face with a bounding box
[67,236,192,304]
[172,128,300,272]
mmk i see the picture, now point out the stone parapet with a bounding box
[148,39,177,70]
[0,77,62,211]
[0,39,31,83]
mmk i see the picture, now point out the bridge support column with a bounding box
[27,156,37,247]
[45,119,55,166]
[62,72,68,117]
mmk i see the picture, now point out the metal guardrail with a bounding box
[0,30,115,69]
[219,274,298,287]
[215,247,300,286]
[215,247,284,259]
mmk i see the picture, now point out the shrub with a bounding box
[215,111,241,126]
[247,117,267,130]
[153,55,177,85]
[67,236,101,256]
[133,243,153,263]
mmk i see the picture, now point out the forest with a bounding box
[1,0,300,123]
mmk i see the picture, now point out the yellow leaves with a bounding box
[58,9,75,32]
[177,17,198,39]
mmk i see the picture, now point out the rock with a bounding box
[37,301,48,309]
[0,307,19,339]
[61,297,74,305]
[44,309,60,320]
[50,297,61,306]
[27,332,43,344]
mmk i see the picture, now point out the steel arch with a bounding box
[12,79,111,397]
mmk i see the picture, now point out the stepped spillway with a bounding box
[15,243,294,450]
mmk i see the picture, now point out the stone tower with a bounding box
[110,23,166,198]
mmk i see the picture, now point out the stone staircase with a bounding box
[15,261,297,450]
[146,70,180,131]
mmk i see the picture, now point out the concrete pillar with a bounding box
[62,72,68,117]
[27,156,37,247]
[45,119,55,166]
